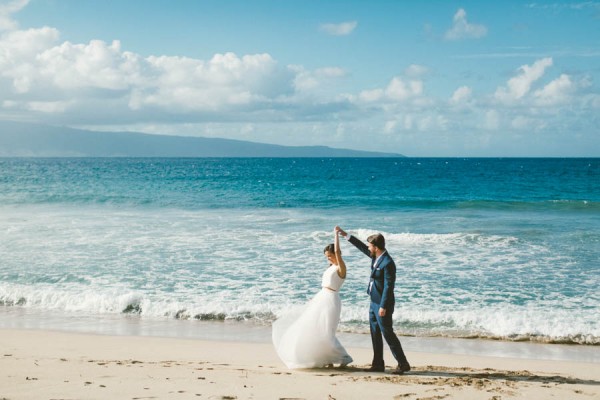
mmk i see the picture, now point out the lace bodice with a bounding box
[321,264,345,291]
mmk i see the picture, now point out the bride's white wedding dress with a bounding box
[272,264,353,369]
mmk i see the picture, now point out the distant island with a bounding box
[0,121,403,158]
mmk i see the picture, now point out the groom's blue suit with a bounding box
[348,234,410,370]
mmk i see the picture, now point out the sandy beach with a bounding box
[1,328,599,400]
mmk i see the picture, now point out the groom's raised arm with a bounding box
[336,226,371,258]
[348,235,371,258]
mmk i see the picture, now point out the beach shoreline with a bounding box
[1,327,599,400]
[2,307,599,365]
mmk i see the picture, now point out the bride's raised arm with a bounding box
[334,228,347,279]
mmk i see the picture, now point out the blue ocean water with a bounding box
[0,157,598,344]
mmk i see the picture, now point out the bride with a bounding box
[272,228,353,369]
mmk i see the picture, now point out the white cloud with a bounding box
[38,40,142,91]
[292,66,346,94]
[139,52,289,111]
[404,64,429,78]
[533,74,574,105]
[0,27,60,93]
[0,26,60,63]
[494,57,553,103]
[293,70,319,92]
[0,0,28,31]
[358,88,384,102]
[27,100,71,113]
[0,30,141,96]
[359,76,423,103]
[382,113,450,135]
[511,115,537,130]
[444,8,488,41]
[0,26,295,113]
[319,21,357,36]
[417,115,449,131]
[450,86,472,104]
[383,115,418,134]
[525,2,600,11]
[386,77,423,101]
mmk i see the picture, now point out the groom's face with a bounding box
[368,243,377,258]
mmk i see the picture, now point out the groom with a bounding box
[335,226,411,374]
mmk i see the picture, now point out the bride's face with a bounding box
[324,251,336,265]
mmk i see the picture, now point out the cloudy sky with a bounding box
[1,0,599,156]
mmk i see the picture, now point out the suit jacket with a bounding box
[348,235,396,313]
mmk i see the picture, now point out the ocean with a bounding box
[0,157,598,348]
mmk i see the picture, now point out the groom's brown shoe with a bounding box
[391,364,411,375]
[363,365,385,373]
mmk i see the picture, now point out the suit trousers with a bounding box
[369,301,409,368]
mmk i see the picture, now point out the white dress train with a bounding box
[272,265,353,369]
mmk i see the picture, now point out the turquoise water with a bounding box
[0,157,598,344]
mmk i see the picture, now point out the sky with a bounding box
[0,0,599,156]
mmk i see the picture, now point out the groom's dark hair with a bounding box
[367,233,385,250]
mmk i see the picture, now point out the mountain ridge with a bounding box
[0,121,403,158]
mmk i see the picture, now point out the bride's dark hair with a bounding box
[324,243,335,254]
